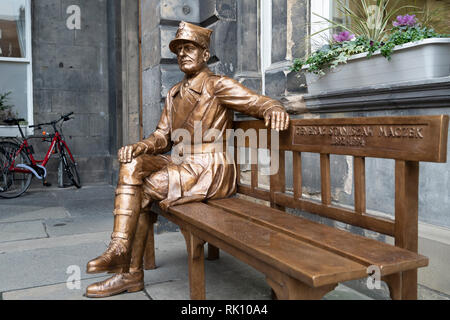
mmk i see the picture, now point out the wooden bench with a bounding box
[143,114,449,300]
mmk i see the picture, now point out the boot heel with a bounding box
[127,284,144,293]
[107,265,129,274]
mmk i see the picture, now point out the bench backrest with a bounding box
[233,115,449,253]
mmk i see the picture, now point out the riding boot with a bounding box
[86,184,142,274]
[85,212,150,298]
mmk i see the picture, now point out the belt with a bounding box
[173,142,228,155]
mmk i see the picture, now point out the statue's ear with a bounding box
[203,49,210,63]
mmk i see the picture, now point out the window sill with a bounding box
[0,57,31,63]
[0,125,31,137]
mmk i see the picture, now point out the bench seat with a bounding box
[166,201,371,289]
[208,198,428,276]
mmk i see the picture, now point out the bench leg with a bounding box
[383,273,402,300]
[383,270,418,300]
[401,270,418,300]
[181,229,206,300]
[207,243,220,261]
[143,212,158,270]
[266,275,336,300]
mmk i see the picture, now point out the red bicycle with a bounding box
[0,112,81,198]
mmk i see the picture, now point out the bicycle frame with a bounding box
[7,131,76,174]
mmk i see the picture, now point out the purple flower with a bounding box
[393,14,417,27]
[332,31,355,42]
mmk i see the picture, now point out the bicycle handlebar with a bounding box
[29,112,74,128]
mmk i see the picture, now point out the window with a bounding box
[0,0,33,137]
[310,0,349,52]
[260,0,272,95]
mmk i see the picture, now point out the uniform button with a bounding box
[184,83,189,87]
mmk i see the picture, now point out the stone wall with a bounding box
[32,0,111,185]
[264,0,308,99]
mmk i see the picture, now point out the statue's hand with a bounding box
[118,143,147,163]
[264,108,290,131]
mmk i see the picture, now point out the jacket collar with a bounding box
[172,67,212,96]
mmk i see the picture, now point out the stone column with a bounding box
[141,0,163,138]
[121,0,140,146]
[235,0,261,93]
[200,0,238,78]
[265,0,308,99]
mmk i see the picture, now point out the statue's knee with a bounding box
[119,157,145,184]
[120,156,143,172]
[143,170,168,200]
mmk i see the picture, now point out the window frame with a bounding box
[309,0,351,53]
[260,0,272,95]
[0,0,33,137]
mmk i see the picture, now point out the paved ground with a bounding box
[0,184,448,300]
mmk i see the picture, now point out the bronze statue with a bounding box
[85,21,289,298]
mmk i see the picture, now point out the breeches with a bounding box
[117,154,172,206]
[116,151,234,210]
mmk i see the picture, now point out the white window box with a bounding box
[303,38,450,95]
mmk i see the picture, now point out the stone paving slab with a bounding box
[50,185,115,202]
[0,198,60,210]
[0,207,69,223]
[1,190,59,204]
[0,221,48,243]
[0,205,46,217]
[43,215,113,237]
[2,276,149,300]
[323,284,373,300]
[61,198,114,218]
[0,241,108,292]
[0,231,110,254]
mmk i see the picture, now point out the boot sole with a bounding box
[86,265,128,274]
[86,283,144,298]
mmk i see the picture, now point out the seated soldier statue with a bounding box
[85,21,290,298]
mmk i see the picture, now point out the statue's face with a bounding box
[176,41,209,75]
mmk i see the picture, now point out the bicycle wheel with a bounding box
[60,145,81,188]
[0,142,33,198]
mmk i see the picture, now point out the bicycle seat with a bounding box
[3,118,25,125]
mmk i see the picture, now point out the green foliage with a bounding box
[292,26,448,76]
[295,0,449,77]
[312,0,418,43]
[0,92,13,111]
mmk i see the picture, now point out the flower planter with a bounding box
[304,38,450,95]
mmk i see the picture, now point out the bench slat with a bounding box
[354,156,366,214]
[207,198,428,276]
[270,150,285,211]
[274,192,396,236]
[293,152,302,199]
[320,154,331,205]
[169,202,367,287]
[236,184,396,235]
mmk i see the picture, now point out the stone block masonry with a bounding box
[32,0,112,184]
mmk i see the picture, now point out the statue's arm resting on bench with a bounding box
[215,76,289,131]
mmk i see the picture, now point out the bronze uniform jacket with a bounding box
[141,67,284,208]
